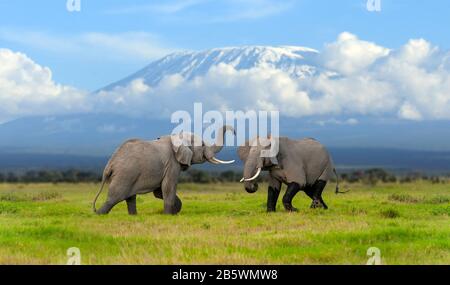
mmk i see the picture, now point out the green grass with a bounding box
[0,181,449,264]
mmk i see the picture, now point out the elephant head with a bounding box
[238,136,280,193]
[171,125,236,168]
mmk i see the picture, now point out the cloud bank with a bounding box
[100,33,450,121]
[1,32,450,123]
[0,48,88,122]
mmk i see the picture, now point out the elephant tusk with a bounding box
[209,157,235,165]
[207,158,220,165]
[240,168,262,182]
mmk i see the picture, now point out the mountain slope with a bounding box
[102,46,320,90]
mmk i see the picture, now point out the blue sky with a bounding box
[1,0,449,90]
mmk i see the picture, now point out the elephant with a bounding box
[93,125,235,215]
[238,136,345,212]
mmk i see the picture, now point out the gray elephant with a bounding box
[93,125,235,215]
[238,136,345,212]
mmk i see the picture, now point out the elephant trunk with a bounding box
[208,125,235,154]
[205,125,236,165]
[241,160,260,193]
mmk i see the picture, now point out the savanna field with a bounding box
[0,182,449,265]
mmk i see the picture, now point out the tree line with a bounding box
[0,168,448,185]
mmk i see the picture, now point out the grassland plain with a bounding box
[0,182,449,265]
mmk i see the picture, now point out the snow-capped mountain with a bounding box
[2,45,450,172]
[102,46,320,90]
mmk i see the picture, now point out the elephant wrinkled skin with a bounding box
[238,137,344,212]
[93,125,235,215]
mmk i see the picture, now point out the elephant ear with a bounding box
[263,137,281,168]
[171,133,194,166]
[269,137,280,166]
[238,141,251,162]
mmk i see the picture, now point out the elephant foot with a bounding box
[95,201,115,215]
[126,195,138,215]
[267,207,277,213]
[174,196,183,214]
[310,200,320,209]
[310,199,328,210]
[163,196,183,215]
[283,203,298,212]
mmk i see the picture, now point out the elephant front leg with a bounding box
[155,187,182,214]
[267,186,281,212]
[126,195,137,215]
[163,191,182,215]
[283,183,301,212]
[267,174,282,212]
[161,166,183,215]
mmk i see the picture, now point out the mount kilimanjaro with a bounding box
[1,46,450,171]
[101,46,320,90]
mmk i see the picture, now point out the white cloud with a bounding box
[321,32,390,75]
[0,48,88,122]
[96,32,450,121]
[2,32,450,123]
[398,103,422,121]
[0,29,174,62]
[314,118,359,127]
[95,64,314,117]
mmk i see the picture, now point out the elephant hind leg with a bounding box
[309,180,328,210]
[154,187,182,214]
[283,183,301,212]
[126,195,137,215]
[96,201,115,215]
[96,182,130,215]
[96,197,123,215]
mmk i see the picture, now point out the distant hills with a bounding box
[1,147,450,174]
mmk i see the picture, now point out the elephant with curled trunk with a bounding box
[93,125,235,215]
[238,136,344,212]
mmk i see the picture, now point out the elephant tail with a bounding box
[93,167,112,213]
[334,168,349,194]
